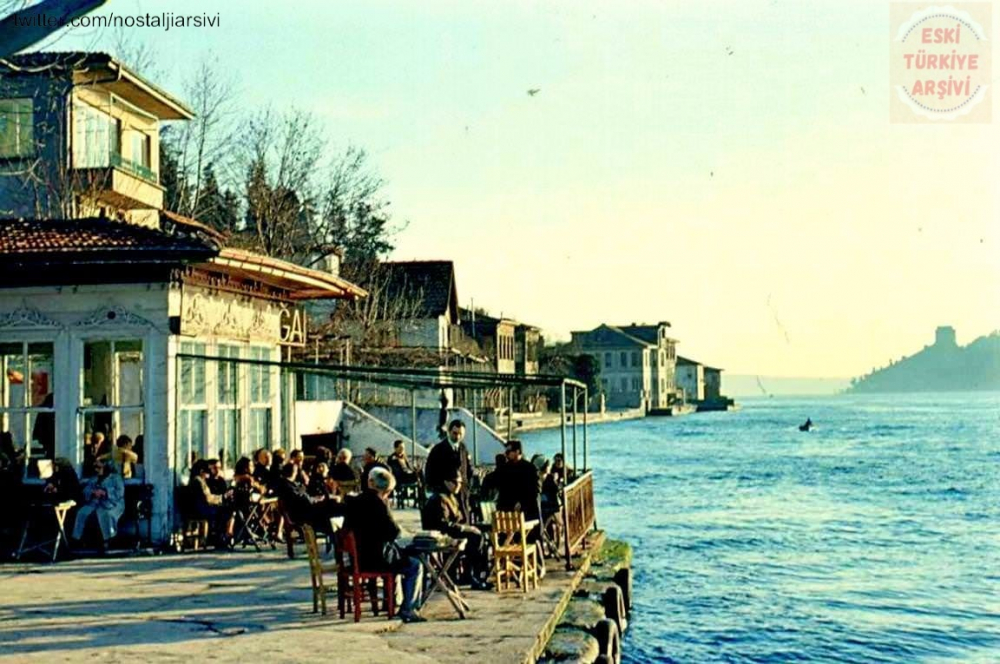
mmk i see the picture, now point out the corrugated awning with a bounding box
[206,248,368,301]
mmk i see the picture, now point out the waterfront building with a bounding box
[0,52,366,545]
[570,322,677,411]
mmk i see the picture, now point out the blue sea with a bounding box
[522,393,1000,663]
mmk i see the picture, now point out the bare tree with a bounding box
[235,107,323,261]
[164,56,238,217]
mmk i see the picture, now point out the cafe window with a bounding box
[0,98,35,158]
[73,102,118,168]
[216,345,241,469]
[177,341,207,476]
[0,342,55,461]
[248,347,273,452]
[81,340,143,457]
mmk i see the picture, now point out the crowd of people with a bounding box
[3,414,567,623]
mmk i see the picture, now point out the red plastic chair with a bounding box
[334,530,396,622]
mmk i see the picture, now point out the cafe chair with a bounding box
[334,529,395,622]
[491,510,540,593]
[301,524,338,615]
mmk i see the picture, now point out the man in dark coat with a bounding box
[420,468,490,589]
[495,439,541,522]
[424,419,472,520]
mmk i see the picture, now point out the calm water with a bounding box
[522,393,1000,663]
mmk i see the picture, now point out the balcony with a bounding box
[110,153,158,184]
[73,154,164,211]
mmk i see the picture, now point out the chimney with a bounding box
[322,252,341,278]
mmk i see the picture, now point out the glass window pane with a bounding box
[116,341,143,406]
[83,341,113,406]
[1,343,25,409]
[249,408,271,451]
[216,409,239,470]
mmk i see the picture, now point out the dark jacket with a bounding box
[360,460,390,492]
[344,490,400,572]
[424,441,470,493]
[495,459,541,521]
[387,453,419,485]
[275,478,313,525]
[330,462,359,485]
[421,491,464,536]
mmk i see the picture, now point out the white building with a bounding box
[0,53,366,546]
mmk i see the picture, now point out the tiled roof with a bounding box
[2,51,112,71]
[379,261,457,318]
[0,217,218,261]
[572,324,654,349]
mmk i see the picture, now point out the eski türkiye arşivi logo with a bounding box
[890,3,992,122]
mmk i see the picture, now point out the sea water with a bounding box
[521,393,1000,663]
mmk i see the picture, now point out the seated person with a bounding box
[274,462,341,538]
[252,449,277,492]
[110,435,139,480]
[205,458,228,496]
[307,462,334,500]
[329,448,359,486]
[289,449,309,487]
[72,457,125,549]
[43,458,82,504]
[421,469,490,589]
[387,440,420,485]
[344,468,425,623]
[0,431,24,471]
[360,447,390,490]
[188,460,234,544]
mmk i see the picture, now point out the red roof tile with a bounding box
[0,217,217,259]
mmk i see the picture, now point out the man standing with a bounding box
[424,419,472,520]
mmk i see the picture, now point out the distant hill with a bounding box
[848,327,1000,393]
[726,375,851,397]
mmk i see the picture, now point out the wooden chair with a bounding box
[302,524,338,615]
[276,499,305,559]
[491,510,540,593]
[333,530,396,622]
[181,519,210,551]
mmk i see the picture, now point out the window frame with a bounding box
[0,340,56,468]
[0,97,36,159]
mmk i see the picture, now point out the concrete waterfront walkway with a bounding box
[0,512,599,664]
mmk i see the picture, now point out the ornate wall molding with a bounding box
[0,302,63,330]
[73,305,157,329]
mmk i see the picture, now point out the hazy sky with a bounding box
[45,0,999,377]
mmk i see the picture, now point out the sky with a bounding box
[41,0,1000,378]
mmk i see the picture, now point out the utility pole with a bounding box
[0,0,108,59]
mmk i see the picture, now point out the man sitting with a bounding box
[274,462,341,539]
[329,448,359,487]
[420,469,491,590]
[359,447,390,490]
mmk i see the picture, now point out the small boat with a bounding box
[799,418,814,432]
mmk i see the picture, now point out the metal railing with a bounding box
[560,470,596,569]
[110,153,158,183]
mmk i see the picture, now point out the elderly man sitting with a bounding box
[72,457,125,550]
[345,467,425,623]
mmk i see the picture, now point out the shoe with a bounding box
[470,579,494,591]
[399,611,426,623]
